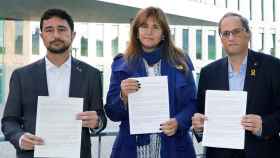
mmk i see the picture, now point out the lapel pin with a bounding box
[175,65,183,70]
[250,69,256,76]
[76,67,82,72]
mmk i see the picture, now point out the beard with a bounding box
[47,40,71,54]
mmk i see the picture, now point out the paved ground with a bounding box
[0,106,16,157]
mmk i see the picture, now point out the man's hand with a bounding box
[160,118,178,136]
[20,132,44,150]
[77,111,99,128]
[191,113,207,132]
[241,114,262,135]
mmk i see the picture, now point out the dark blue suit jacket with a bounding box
[1,57,106,158]
[105,54,197,158]
[197,50,280,158]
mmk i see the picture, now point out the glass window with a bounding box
[111,25,119,56]
[0,20,3,104]
[271,34,276,56]
[256,32,265,52]
[0,20,4,54]
[32,27,40,55]
[0,66,4,104]
[15,21,23,54]
[261,33,264,51]
[225,0,228,8]
[74,23,89,57]
[273,0,276,22]
[170,28,175,42]
[208,30,216,60]
[96,24,104,57]
[261,0,264,21]
[237,0,240,10]
[182,29,189,54]
[249,0,252,20]
[196,30,202,60]
[81,36,88,56]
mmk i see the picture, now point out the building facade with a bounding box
[1,0,279,103]
[0,0,279,157]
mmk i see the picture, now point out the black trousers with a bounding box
[205,148,246,158]
[231,149,246,158]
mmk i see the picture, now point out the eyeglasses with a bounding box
[220,28,247,39]
[139,25,162,34]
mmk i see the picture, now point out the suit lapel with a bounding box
[219,58,229,90]
[34,59,49,96]
[69,58,84,98]
[244,50,259,111]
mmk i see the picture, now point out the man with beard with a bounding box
[1,9,106,158]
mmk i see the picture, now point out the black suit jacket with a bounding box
[197,50,280,158]
[1,57,107,158]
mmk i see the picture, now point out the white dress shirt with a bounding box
[45,56,71,97]
[19,56,72,149]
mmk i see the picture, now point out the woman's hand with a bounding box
[120,79,141,105]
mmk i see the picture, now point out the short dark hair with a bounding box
[218,12,251,35]
[40,8,74,32]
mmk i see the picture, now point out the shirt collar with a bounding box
[228,55,248,75]
[45,56,72,70]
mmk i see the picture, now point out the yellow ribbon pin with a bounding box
[175,65,183,70]
[250,69,256,76]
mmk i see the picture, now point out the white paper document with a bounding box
[202,90,247,149]
[128,76,170,135]
[34,96,83,158]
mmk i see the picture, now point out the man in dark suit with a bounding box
[1,9,106,158]
[192,12,280,158]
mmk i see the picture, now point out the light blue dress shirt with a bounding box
[228,56,247,91]
[228,55,262,136]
